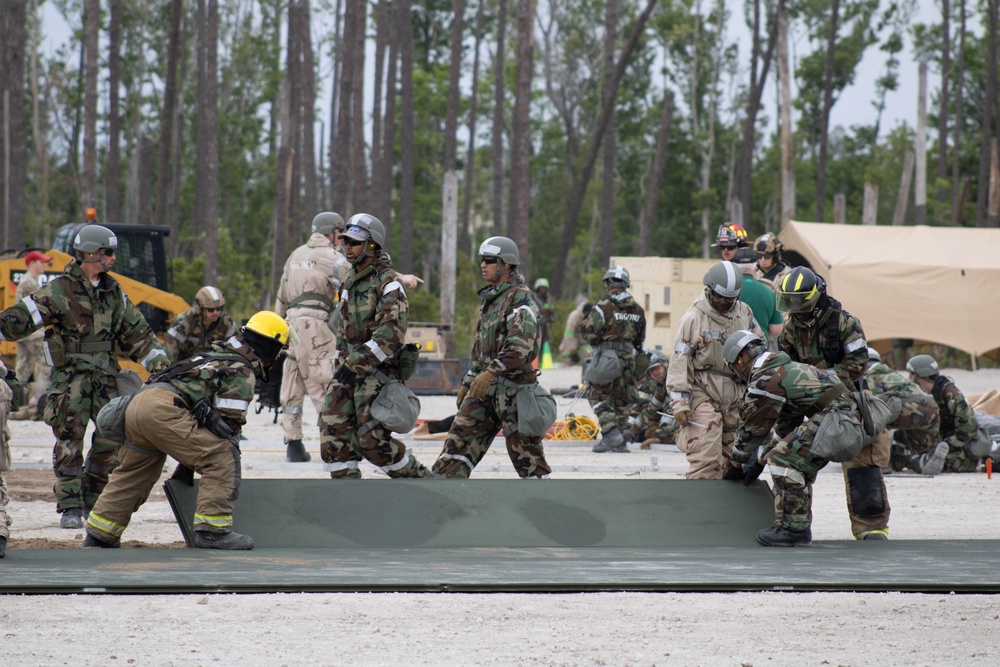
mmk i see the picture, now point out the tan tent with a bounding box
[778,221,1000,358]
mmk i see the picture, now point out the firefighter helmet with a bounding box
[776,266,823,313]
[713,223,749,248]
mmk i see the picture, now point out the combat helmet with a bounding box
[195,286,226,310]
[906,354,940,378]
[479,236,520,266]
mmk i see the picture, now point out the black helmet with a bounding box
[776,267,823,313]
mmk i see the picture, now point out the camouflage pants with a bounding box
[887,393,941,471]
[320,374,430,479]
[87,388,242,542]
[0,379,11,539]
[432,384,551,479]
[43,369,121,513]
[675,399,738,480]
[16,337,51,403]
[588,374,638,436]
[280,316,337,442]
[944,446,982,473]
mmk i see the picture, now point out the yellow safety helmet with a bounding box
[242,311,298,365]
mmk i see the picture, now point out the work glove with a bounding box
[723,464,744,481]
[673,408,691,428]
[467,369,497,400]
[456,385,470,408]
[741,447,766,486]
[640,438,658,450]
[170,463,195,486]
[334,363,357,385]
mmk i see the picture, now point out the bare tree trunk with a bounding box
[550,0,659,296]
[990,138,1000,228]
[598,0,619,268]
[332,0,360,213]
[82,0,99,208]
[270,146,294,305]
[637,89,673,256]
[137,134,154,223]
[862,182,878,225]
[440,0,466,339]
[915,60,928,225]
[378,23,398,246]
[349,0,367,211]
[328,0,343,208]
[833,193,845,224]
[778,4,794,227]
[106,0,123,222]
[892,150,914,226]
[29,0,51,245]
[156,0,184,228]
[397,0,415,270]
[0,0,28,248]
[936,0,951,215]
[976,0,998,226]
[170,7,190,254]
[371,0,389,220]
[287,1,303,238]
[507,0,536,268]
[196,0,220,283]
[815,0,840,222]
[299,0,318,223]
[460,0,486,255]
[951,0,967,226]
[491,0,508,236]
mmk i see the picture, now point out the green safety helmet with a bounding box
[906,354,940,378]
[73,224,118,255]
[312,212,345,235]
[603,266,630,288]
[479,236,520,266]
[534,278,550,290]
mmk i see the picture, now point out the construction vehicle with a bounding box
[405,322,468,395]
[0,214,189,370]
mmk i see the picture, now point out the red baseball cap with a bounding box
[24,251,52,265]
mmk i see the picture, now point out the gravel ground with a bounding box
[4,365,1000,666]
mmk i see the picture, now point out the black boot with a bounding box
[83,533,121,548]
[756,525,812,547]
[593,427,628,453]
[60,508,84,529]
[170,464,195,486]
[285,439,311,462]
[194,530,254,550]
[0,535,6,558]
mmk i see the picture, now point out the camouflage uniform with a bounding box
[865,361,941,473]
[583,289,646,438]
[924,375,981,472]
[778,296,890,538]
[0,260,168,515]
[630,373,678,445]
[433,272,551,478]
[753,262,792,292]
[14,271,51,403]
[86,337,261,543]
[0,361,13,547]
[275,232,349,444]
[534,289,556,347]
[558,301,591,364]
[667,294,763,479]
[732,351,859,533]
[321,255,430,478]
[164,306,238,362]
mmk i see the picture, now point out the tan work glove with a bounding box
[673,408,691,428]
[640,438,658,450]
[467,370,497,400]
[456,385,470,408]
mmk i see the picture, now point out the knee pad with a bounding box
[847,466,887,516]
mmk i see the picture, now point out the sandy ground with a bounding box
[4,365,1000,665]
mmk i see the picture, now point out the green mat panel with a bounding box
[163,479,777,549]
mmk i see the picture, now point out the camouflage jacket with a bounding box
[778,296,868,387]
[582,289,646,357]
[753,262,792,291]
[466,273,540,384]
[0,261,167,374]
[164,307,238,362]
[732,351,848,463]
[275,233,348,319]
[928,375,979,445]
[337,254,408,376]
[15,272,45,342]
[634,372,670,428]
[864,361,925,400]
[148,336,261,435]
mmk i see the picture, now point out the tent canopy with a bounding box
[778,221,1000,357]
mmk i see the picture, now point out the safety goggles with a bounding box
[480,256,499,265]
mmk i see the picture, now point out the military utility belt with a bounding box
[66,341,115,354]
[598,341,633,353]
[495,376,536,389]
[814,383,848,410]
[287,292,337,313]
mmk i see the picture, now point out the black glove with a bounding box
[334,363,357,384]
[723,464,744,481]
[170,463,195,486]
[742,447,765,485]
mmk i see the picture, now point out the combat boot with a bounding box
[194,530,255,550]
[592,427,626,453]
[83,533,121,548]
[285,439,311,462]
[917,442,949,476]
[0,536,6,558]
[756,525,812,547]
[60,508,84,529]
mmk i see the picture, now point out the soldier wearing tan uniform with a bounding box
[14,251,52,415]
[274,212,350,463]
[666,261,764,478]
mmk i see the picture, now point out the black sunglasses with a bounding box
[719,245,737,251]
[480,256,499,265]
[101,248,116,257]
[344,239,365,247]
[205,307,222,313]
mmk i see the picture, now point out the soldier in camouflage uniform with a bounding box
[85,311,294,550]
[321,214,431,479]
[585,266,647,454]
[725,330,866,547]
[163,285,238,362]
[274,212,350,463]
[776,266,890,539]
[0,359,14,557]
[751,233,792,292]
[558,300,592,365]
[14,251,53,415]
[864,348,947,476]
[666,262,763,477]
[0,225,168,529]
[904,354,983,473]
[432,237,551,478]
[629,351,679,449]
[532,278,556,349]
